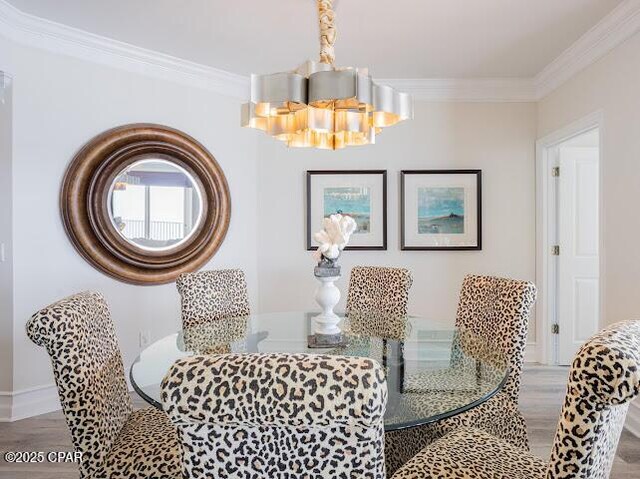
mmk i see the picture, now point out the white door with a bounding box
[557,146,599,365]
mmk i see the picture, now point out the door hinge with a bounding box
[551,245,560,256]
[551,324,560,335]
[552,167,560,177]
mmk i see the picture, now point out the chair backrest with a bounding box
[162,353,388,479]
[547,320,640,479]
[346,266,413,316]
[176,269,250,329]
[26,291,132,478]
[455,274,537,403]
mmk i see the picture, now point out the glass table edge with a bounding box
[130,366,162,410]
[129,359,511,433]
[383,365,511,432]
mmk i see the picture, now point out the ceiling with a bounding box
[6,0,623,78]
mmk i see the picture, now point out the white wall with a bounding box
[2,37,260,396]
[257,102,538,332]
[1,29,540,419]
[538,30,640,327]
[0,70,13,395]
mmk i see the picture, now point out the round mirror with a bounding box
[61,124,231,285]
[108,159,203,252]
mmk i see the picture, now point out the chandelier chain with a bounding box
[318,0,336,65]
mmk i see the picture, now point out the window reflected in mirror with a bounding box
[109,159,203,251]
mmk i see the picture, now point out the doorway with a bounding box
[536,113,602,365]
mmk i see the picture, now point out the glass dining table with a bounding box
[130,311,509,432]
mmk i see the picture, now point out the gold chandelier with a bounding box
[241,0,412,150]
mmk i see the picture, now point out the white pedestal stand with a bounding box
[313,275,341,336]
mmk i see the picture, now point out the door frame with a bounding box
[535,111,604,365]
[0,72,11,105]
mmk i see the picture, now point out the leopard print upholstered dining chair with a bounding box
[392,320,640,479]
[346,266,413,316]
[176,268,250,329]
[162,353,388,479]
[344,267,412,388]
[385,274,537,474]
[26,291,181,479]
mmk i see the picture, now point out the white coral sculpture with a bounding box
[313,214,357,262]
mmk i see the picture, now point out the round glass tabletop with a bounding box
[130,311,509,432]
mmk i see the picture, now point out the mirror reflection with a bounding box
[109,159,203,251]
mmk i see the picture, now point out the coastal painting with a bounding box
[307,170,387,250]
[323,186,371,234]
[417,187,465,234]
[401,170,481,251]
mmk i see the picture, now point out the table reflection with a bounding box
[130,311,508,431]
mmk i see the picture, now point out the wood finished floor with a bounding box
[0,365,638,478]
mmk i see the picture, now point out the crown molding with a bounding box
[535,0,640,99]
[0,0,536,102]
[1,0,640,102]
[381,78,536,102]
[0,0,249,98]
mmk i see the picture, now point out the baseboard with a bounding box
[0,383,143,421]
[0,384,61,422]
[625,400,640,438]
[0,393,11,421]
[525,342,538,363]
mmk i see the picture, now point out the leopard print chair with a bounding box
[162,353,388,478]
[26,291,181,479]
[392,320,640,479]
[385,274,537,474]
[176,269,250,329]
[346,266,413,316]
[343,270,412,386]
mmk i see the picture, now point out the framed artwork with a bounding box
[401,170,482,251]
[306,170,387,250]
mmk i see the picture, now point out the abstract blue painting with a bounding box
[418,187,465,234]
[323,187,371,233]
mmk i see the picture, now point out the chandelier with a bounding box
[241,0,412,150]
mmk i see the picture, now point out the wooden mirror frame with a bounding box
[61,124,231,285]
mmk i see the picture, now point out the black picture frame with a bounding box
[306,170,387,251]
[401,170,482,251]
